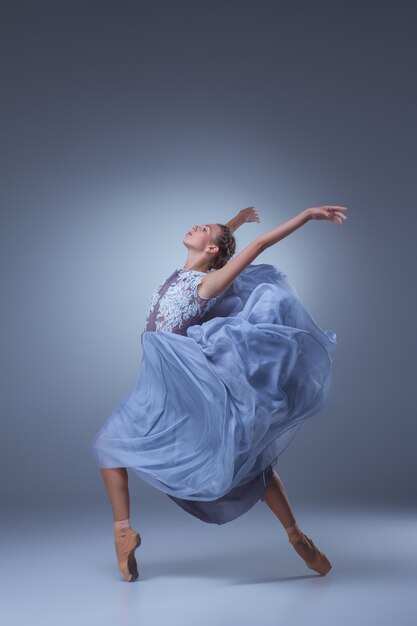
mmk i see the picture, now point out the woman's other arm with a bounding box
[225,207,260,233]
[198,205,348,299]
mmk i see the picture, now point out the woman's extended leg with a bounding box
[262,470,332,575]
[99,467,130,521]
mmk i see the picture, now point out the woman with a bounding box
[91,204,348,582]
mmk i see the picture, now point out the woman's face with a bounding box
[183,223,220,251]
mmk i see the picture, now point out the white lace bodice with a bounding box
[144,268,218,336]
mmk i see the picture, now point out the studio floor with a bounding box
[1,501,416,626]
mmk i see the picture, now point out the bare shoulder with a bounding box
[197,240,264,299]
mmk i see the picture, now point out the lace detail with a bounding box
[144,268,218,336]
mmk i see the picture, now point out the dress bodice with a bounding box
[144,268,218,336]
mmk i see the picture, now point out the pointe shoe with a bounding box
[114,526,142,582]
[288,531,332,576]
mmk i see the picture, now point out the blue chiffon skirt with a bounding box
[91,263,336,501]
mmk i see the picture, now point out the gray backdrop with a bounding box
[1,0,416,511]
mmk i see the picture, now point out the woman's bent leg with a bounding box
[99,467,130,522]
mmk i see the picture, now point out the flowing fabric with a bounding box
[91,263,336,501]
[166,464,274,525]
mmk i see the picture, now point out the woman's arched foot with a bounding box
[288,531,332,576]
[114,527,142,582]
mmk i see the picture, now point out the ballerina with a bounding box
[91,204,348,581]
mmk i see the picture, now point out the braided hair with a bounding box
[208,224,236,270]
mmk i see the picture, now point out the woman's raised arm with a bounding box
[198,205,348,300]
[225,207,261,233]
[258,205,348,250]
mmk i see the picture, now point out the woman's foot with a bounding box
[114,526,142,582]
[286,526,332,576]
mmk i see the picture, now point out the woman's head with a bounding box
[183,223,236,271]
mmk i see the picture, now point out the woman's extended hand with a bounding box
[240,206,261,223]
[307,205,348,225]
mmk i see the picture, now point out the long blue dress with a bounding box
[91,263,336,524]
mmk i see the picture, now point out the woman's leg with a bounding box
[100,467,130,522]
[262,470,332,575]
[100,467,142,582]
[262,470,300,532]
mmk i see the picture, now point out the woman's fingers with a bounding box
[324,206,348,225]
[241,206,261,223]
[252,207,261,222]
[329,213,341,223]
[309,205,348,224]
